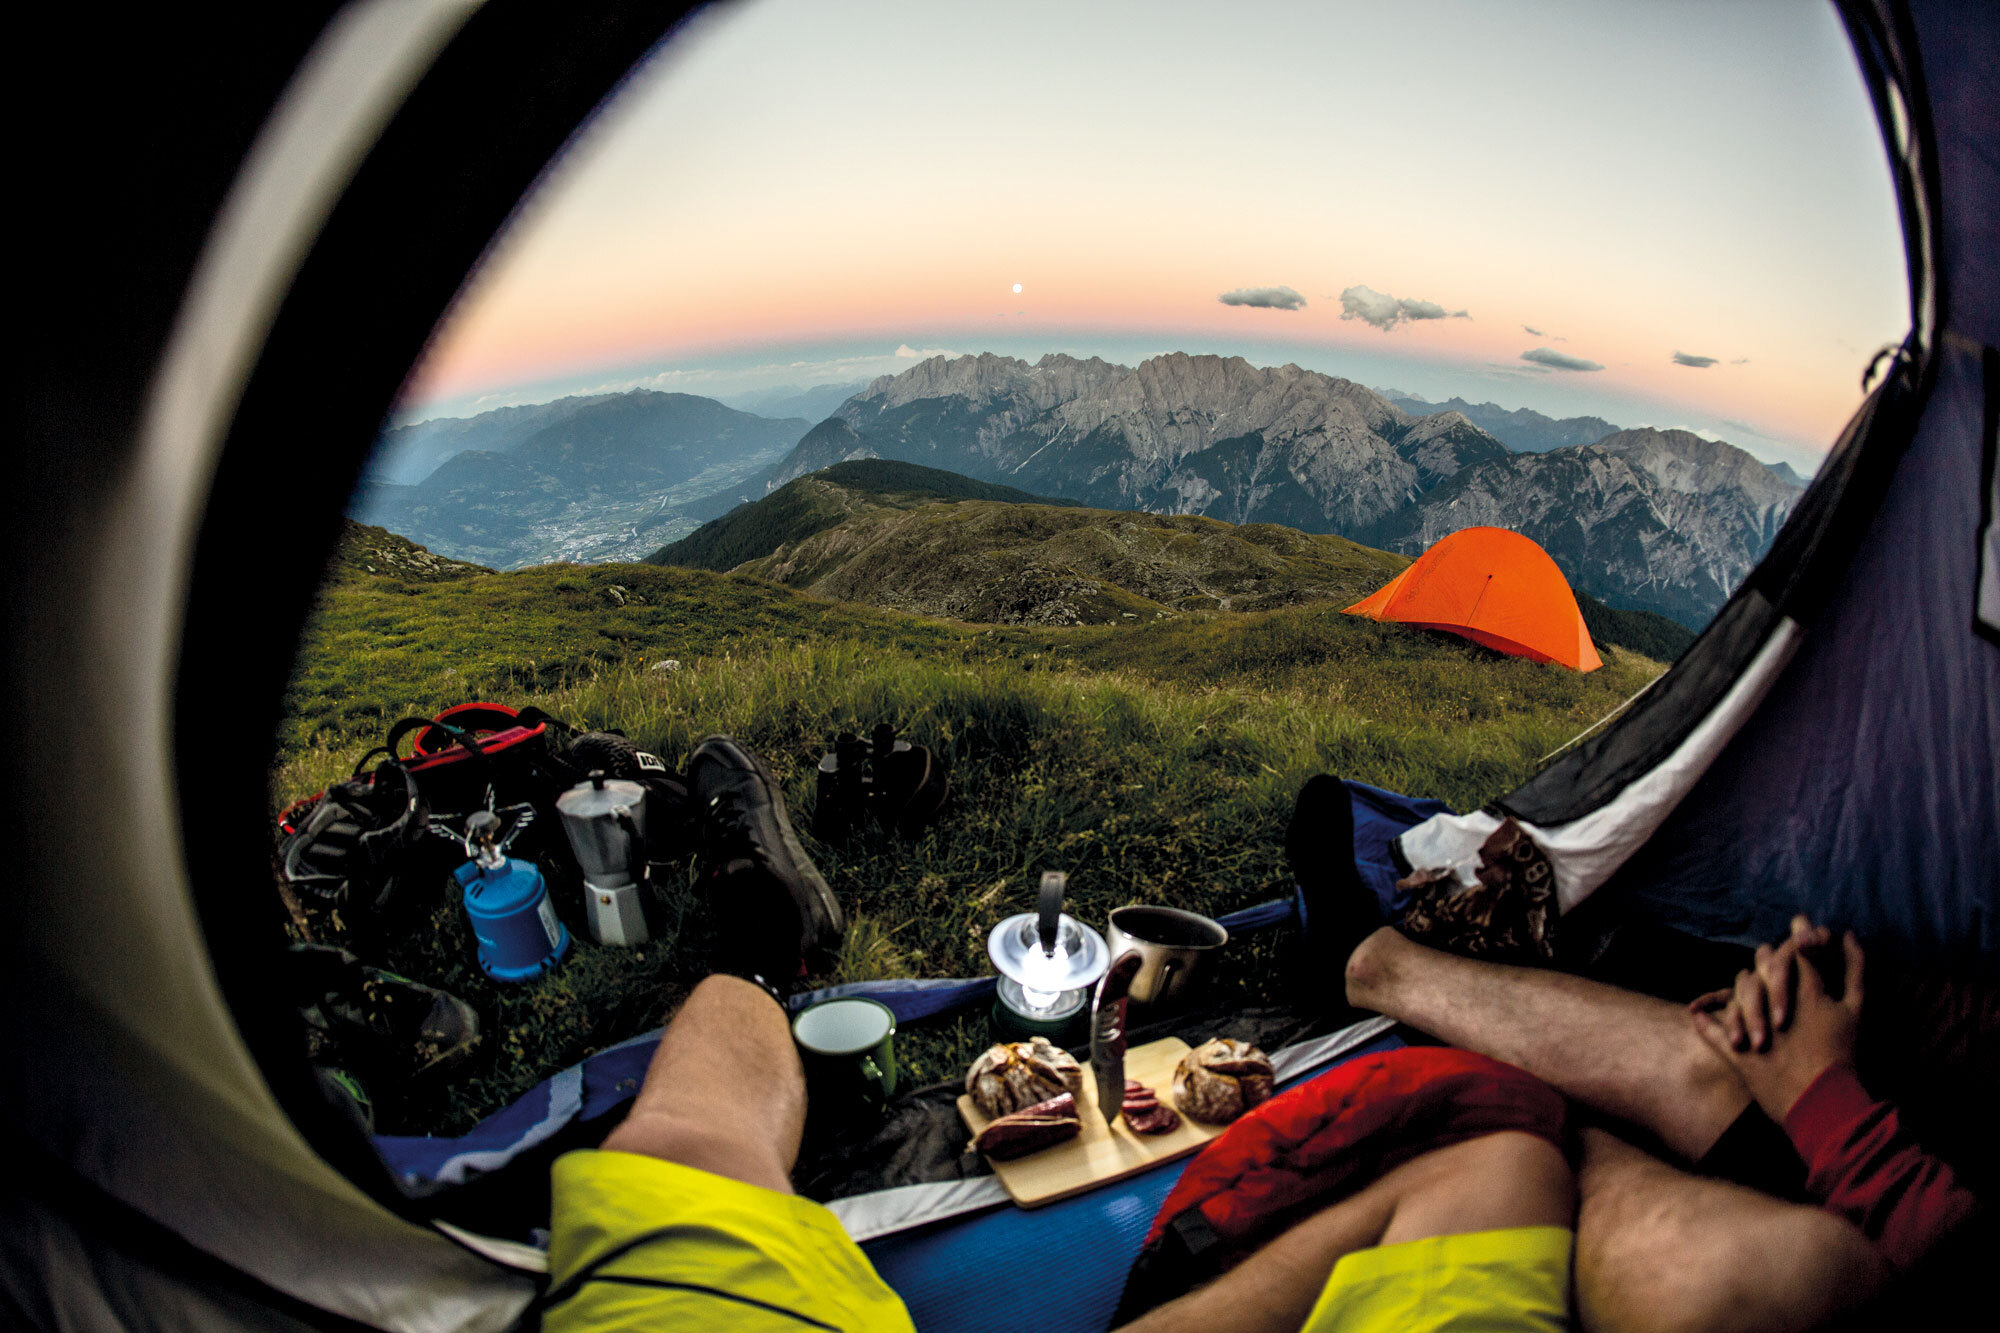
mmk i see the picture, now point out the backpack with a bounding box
[277,702,693,925]
[1112,1047,1569,1324]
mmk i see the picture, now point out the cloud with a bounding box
[1344,282,1472,328]
[1672,351,1719,368]
[894,343,962,359]
[1218,286,1307,311]
[1339,285,1468,331]
[1720,417,1782,442]
[1730,357,1750,365]
[1521,346,1604,372]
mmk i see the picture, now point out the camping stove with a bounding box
[556,772,651,947]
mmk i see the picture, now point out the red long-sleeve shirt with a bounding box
[1783,1062,1984,1271]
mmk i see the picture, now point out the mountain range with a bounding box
[748,352,1802,625]
[353,351,1805,625]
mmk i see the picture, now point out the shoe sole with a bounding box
[695,735,845,956]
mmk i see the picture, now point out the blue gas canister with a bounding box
[456,811,569,982]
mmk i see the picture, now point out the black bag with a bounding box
[277,702,695,923]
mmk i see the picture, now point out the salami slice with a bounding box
[1121,1079,1175,1133]
[972,1090,1082,1160]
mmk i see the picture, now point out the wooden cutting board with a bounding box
[956,1036,1229,1208]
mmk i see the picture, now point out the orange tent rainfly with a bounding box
[1345,527,1603,671]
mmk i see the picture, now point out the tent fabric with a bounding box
[1394,621,1804,914]
[1603,330,2000,961]
[1344,527,1603,672]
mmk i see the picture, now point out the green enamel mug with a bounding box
[791,996,898,1114]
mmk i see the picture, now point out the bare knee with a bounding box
[1380,1130,1575,1246]
[1574,1128,1886,1333]
[1343,926,1408,1007]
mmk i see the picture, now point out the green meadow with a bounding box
[278,550,1661,1133]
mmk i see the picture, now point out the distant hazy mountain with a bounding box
[367,394,626,486]
[721,380,872,425]
[1362,428,1804,627]
[350,391,810,568]
[1379,390,1620,454]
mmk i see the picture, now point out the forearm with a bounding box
[1784,1064,1983,1271]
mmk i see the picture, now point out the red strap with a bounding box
[411,702,526,756]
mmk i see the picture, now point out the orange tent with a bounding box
[1345,527,1603,671]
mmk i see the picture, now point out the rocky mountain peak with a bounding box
[1586,428,1803,501]
[865,352,1036,408]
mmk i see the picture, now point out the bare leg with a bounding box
[1345,927,1747,1162]
[599,974,805,1195]
[1120,1131,1573,1333]
[1573,1127,1887,1333]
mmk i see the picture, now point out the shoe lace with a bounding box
[700,794,767,866]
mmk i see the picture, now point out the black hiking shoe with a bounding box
[689,736,845,979]
[292,944,481,1085]
[1285,775,1386,992]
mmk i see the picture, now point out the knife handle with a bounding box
[1038,871,1066,954]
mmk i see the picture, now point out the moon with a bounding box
[1012,282,1023,294]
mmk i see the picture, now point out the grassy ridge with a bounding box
[648,458,1077,572]
[280,556,1662,1132]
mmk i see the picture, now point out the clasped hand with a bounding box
[1687,915,1865,1121]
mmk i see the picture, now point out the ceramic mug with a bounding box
[1105,905,1229,1006]
[791,996,898,1113]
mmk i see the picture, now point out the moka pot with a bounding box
[556,771,651,947]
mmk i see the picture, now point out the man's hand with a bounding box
[1686,915,1834,1053]
[1690,924,1866,1121]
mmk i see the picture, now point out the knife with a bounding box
[1091,949,1145,1125]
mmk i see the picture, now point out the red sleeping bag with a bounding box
[1115,1046,1568,1322]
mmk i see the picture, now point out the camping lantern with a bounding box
[987,871,1109,1036]
[456,811,571,982]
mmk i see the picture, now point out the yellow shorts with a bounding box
[543,1149,916,1332]
[1301,1225,1573,1332]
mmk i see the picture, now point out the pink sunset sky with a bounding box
[400,0,1909,472]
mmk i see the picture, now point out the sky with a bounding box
[398,0,1910,473]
